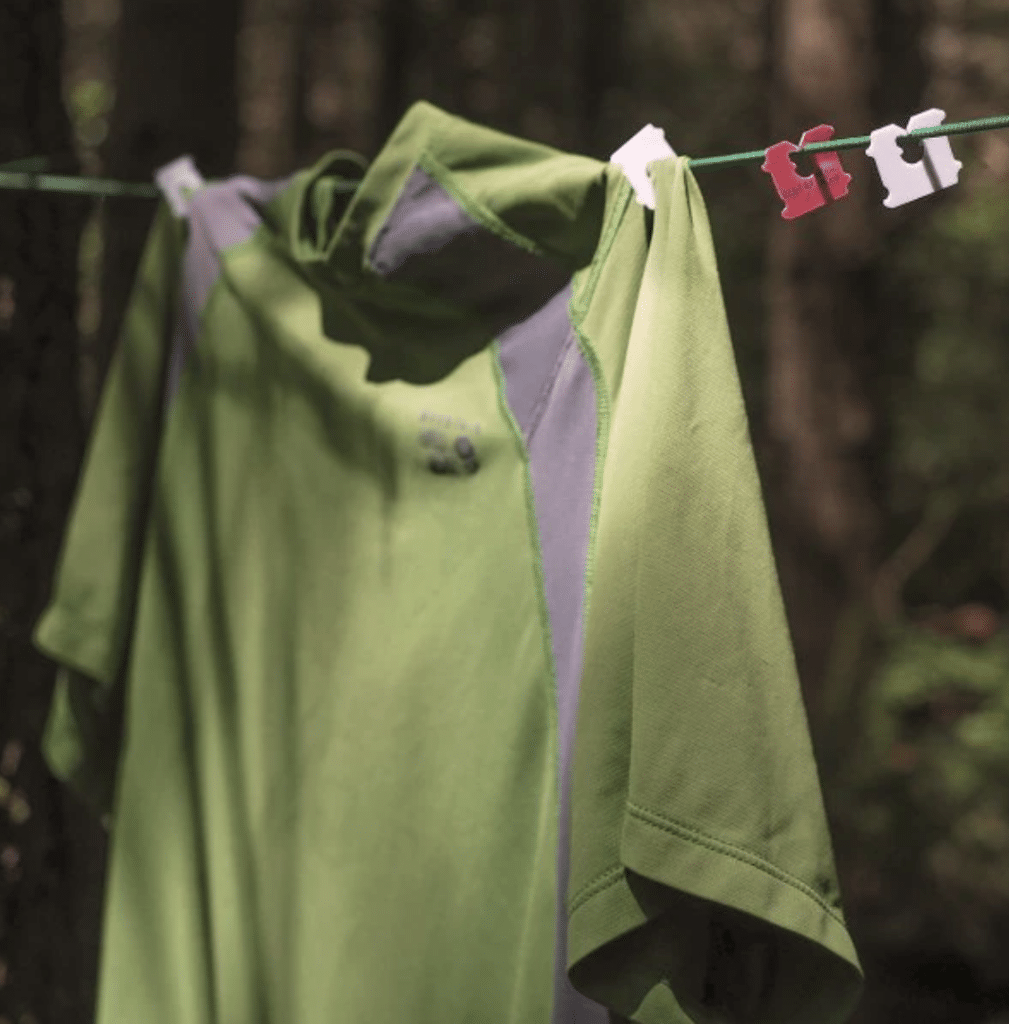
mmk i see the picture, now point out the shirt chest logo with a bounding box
[417,411,481,475]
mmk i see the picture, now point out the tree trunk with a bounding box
[763,0,884,720]
[0,1,243,1020]
[94,0,244,389]
[376,0,625,155]
[0,2,95,1021]
[234,0,306,177]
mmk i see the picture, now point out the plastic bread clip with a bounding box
[760,124,852,219]
[610,125,677,210]
[865,108,962,208]
[154,155,206,218]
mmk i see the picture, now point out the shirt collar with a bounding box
[289,100,611,291]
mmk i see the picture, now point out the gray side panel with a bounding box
[369,166,571,338]
[369,165,479,274]
[498,294,608,1024]
[496,284,575,440]
[162,174,292,410]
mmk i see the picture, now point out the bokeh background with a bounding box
[2,0,1009,1022]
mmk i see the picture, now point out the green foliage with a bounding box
[834,624,1009,982]
[887,180,1009,517]
[67,79,114,151]
[832,182,1009,959]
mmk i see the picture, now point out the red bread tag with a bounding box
[760,124,852,219]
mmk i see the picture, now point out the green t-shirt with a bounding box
[34,100,863,1024]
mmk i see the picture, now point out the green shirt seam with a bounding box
[489,338,561,782]
[624,800,849,927]
[418,149,580,261]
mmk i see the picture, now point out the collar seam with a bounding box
[569,167,634,328]
[415,149,558,261]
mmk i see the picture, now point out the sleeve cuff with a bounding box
[33,603,118,689]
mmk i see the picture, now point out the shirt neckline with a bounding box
[288,101,614,288]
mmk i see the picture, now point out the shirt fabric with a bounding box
[34,99,864,1024]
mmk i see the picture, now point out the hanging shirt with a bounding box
[33,100,864,1024]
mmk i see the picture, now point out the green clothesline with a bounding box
[2,113,1008,199]
[687,111,1009,167]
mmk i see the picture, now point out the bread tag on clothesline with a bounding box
[760,124,852,219]
[154,155,206,218]
[865,108,962,208]
[610,125,677,209]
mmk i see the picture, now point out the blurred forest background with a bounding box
[2,0,1009,1021]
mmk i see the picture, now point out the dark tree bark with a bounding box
[0,1,242,1021]
[378,0,420,143]
[761,0,933,744]
[377,0,626,155]
[94,0,244,389]
[292,0,328,163]
[0,2,96,1022]
[763,0,886,721]
[575,0,627,156]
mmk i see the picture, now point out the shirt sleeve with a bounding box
[567,156,864,1024]
[33,199,186,821]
